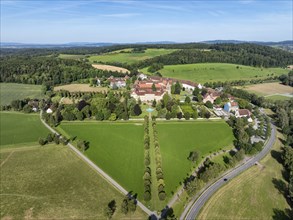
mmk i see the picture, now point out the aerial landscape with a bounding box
[0,0,293,219]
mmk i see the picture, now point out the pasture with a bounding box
[54,83,108,93]
[240,82,293,100]
[58,54,87,59]
[0,83,44,106]
[0,112,49,148]
[0,145,147,219]
[141,63,288,83]
[57,122,145,199]
[92,64,130,73]
[157,121,234,196]
[197,131,291,220]
[89,48,177,64]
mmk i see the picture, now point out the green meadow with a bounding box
[0,112,49,148]
[156,121,234,196]
[0,83,44,106]
[0,145,147,219]
[89,48,177,64]
[141,63,287,83]
[57,122,145,199]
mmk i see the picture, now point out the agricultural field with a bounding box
[0,145,147,219]
[58,54,87,60]
[57,122,145,199]
[89,48,177,64]
[156,121,234,196]
[0,83,44,106]
[197,131,291,220]
[141,63,288,83]
[54,84,108,93]
[240,82,293,100]
[92,64,130,73]
[0,112,49,148]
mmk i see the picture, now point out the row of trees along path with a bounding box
[148,112,166,212]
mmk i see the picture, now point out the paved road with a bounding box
[39,112,156,217]
[181,124,276,220]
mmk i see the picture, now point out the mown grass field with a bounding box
[240,82,293,101]
[157,121,234,196]
[141,63,288,83]
[0,112,49,148]
[89,48,177,64]
[0,83,44,106]
[92,64,130,73]
[58,54,87,59]
[197,131,291,220]
[0,145,147,219]
[57,122,145,199]
[54,83,109,93]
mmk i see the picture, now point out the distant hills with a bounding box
[1,40,292,51]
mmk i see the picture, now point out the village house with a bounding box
[108,75,129,89]
[203,89,221,103]
[235,109,252,118]
[224,101,239,112]
[137,73,148,80]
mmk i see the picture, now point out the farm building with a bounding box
[235,109,252,118]
[203,90,221,103]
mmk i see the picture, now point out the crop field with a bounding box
[92,64,130,73]
[141,63,288,83]
[57,122,145,199]
[157,121,234,196]
[0,145,146,219]
[0,112,49,148]
[0,83,44,106]
[89,48,177,64]
[54,84,109,93]
[240,82,293,100]
[197,131,291,220]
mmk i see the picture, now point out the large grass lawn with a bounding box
[157,121,234,196]
[0,112,49,148]
[197,131,291,220]
[58,122,145,199]
[0,145,147,219]
[141,63,288,83]
[0,83,44,106]
[89,48,177,64]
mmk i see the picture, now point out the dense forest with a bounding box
[0,56,126,86]
[136,44,293,68]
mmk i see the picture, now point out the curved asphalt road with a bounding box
[182,124,276,220]
[39,112,156,218]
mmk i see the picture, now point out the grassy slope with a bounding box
[0,83,44,106]
[197,131,291,220]
[157,121,234,196]
[0,145,147,219]
[0,112,49,147]
[141,63,287,83]
[58,122,145,199]
[89,49,177,64]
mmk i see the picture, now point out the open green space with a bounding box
[57,122,145,199]
[88,48,177,64]
[0,112,49,147]
[0,145,147,219]
[0,83,44,106]
[198,131,291,220]
[156,121,234,196]
[141,63,287,83]
[265,95,292,101]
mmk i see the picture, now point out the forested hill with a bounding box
[136,43,293,68]
[0,56,125,85]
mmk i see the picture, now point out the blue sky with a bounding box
[1,0,292,43]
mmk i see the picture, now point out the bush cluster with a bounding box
[38,133,68,146]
